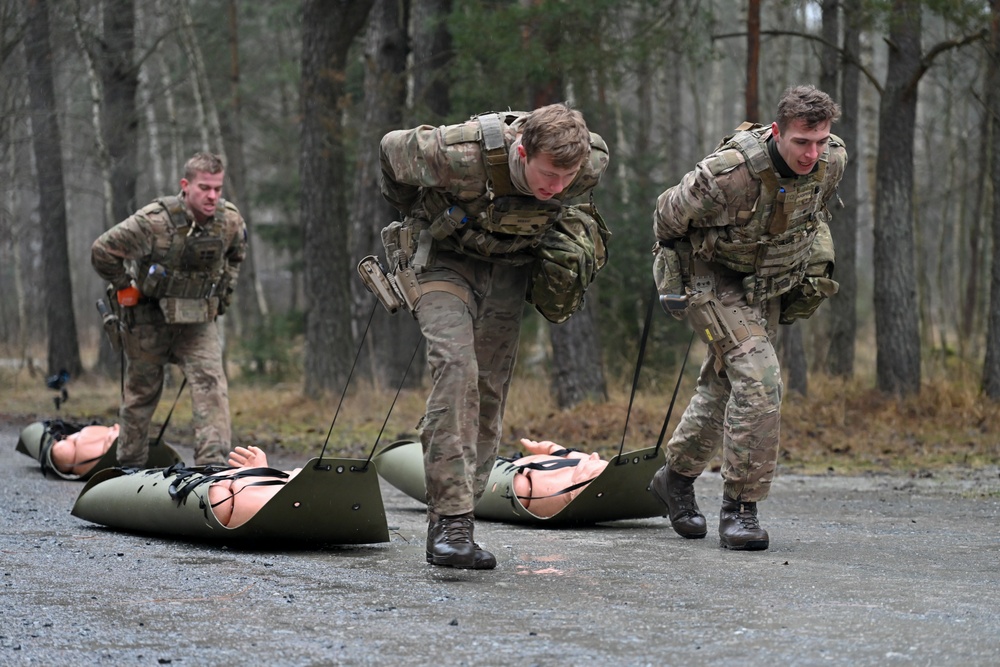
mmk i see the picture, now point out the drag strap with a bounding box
[168,465,289,503]
[151,377,188,449]
[618,288,656,461]
[651,332,695,458]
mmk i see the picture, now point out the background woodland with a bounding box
[1,0,999,427]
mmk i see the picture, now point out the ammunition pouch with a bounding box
[712,226,817,305]
[158,297,219,324]
[139,266,222,301]
[685,290,766,355]
[779,276,839,324]
[482,196,562,235]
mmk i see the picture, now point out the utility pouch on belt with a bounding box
[158,297,217,324]
[429,206,468,240]
[652,242,686,320]
[779,276,839,324]
[357,255,405,314]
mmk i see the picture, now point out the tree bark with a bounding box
[982,0,1000,399]
[349,0,422,390]
[300,0,373,395]
[220,0,267,340]
[549,300,607,407]
[409,0,452,124]
[826,0,860,377]
[873,1,922,396]
[24,0,82,379]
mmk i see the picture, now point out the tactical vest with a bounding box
[418,111,608,262]
[135,195,230,300]
[699,122,836,305]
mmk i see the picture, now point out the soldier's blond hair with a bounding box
[775,85,841,132]
[184,152,225,180]
[520,103,591,169]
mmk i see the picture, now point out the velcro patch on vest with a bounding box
[705,149,744,175]
[444,124,480,146]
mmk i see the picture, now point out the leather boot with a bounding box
[719,497,769,551]
[648,465,707,539]
[425,513,496,569]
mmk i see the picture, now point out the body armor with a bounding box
[409,111,609,263]
[136,195,229,301]
[696,123,839,305]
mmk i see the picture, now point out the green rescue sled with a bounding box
[71,458,390,544]
[15,420,182,481]
[373,439,666,525]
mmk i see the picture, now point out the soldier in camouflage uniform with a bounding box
[379,104,609,569]
[649,86,847,550]
[91,152,247,468]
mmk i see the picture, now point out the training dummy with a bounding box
[49,424,120,477]
[508,439,608,518]
[207,446,301,528]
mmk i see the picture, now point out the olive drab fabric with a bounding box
[91,191,247,467]
[378,108,609,521]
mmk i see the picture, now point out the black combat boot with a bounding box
[719,496,769,551]
[648,465,707,539]
[426,512,496,569]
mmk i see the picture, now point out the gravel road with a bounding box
[2,420,999,666]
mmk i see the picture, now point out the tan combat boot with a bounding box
[719,496,769,551]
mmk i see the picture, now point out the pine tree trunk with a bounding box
[24,0,82,379]
[982,0,1000,399]
[349,0,423,390]
[873,1,922,396]
[301,0,373,395]
[826,0,861,377]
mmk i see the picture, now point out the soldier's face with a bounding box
[181,170,225,222]
[772,118,831,176]
[518,145,582,201]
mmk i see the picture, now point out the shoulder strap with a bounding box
[476,112,514,197]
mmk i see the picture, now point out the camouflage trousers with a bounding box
[415,255,529,519]
[667,270,783,502]
[118,313,231,467]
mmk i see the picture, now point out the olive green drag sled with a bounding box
[15,420,182,481]
[373,439,666,525]
[71,458,390,545]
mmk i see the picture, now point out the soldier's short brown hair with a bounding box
[775,85,841,132]
[184,152,225,180]
[520,103,591,169]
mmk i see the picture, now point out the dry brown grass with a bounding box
[3,360,998,475]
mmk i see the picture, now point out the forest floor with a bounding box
[2,355,997,479]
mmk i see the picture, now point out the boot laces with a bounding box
[736,502,760,529]
[440,515,473,545]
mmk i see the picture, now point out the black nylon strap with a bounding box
[617,287,657,462]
